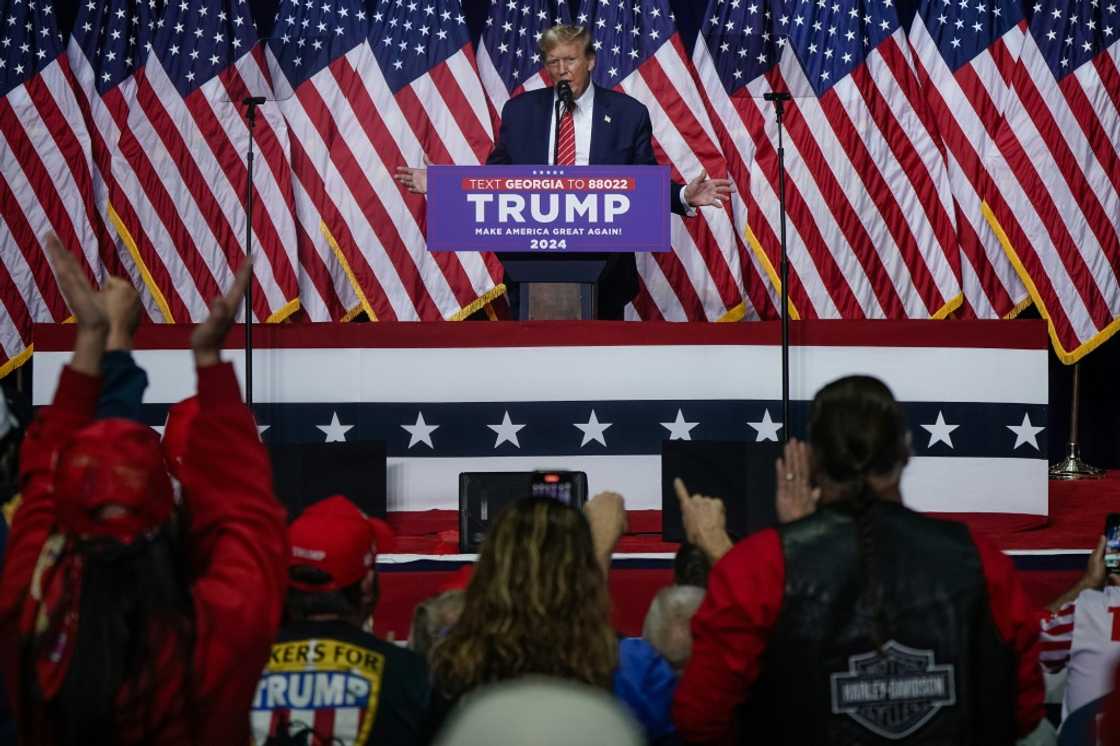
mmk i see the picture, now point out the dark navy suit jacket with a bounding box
[486,85,686,317]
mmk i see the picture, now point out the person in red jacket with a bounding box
[672,375,1047,745]
[0,235,288,746]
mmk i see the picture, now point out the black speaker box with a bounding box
[267,440,387,520]
[660,440,782,542]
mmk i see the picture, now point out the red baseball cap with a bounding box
[288,495,395,592]
[53,419,175,544]
[161,396,199,481]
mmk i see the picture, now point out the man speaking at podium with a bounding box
[396,24,731,319]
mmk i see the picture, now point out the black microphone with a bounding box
[556,80,574,110]
[763,91,792,101]
[243,96,266,106]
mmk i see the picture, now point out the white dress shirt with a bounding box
[547,83,595,166]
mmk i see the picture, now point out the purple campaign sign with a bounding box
[426,165,671,253]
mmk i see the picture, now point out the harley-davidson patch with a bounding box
[830,640,956,740]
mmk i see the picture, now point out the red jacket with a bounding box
[0,362,288,745]
[673,525,1045,744]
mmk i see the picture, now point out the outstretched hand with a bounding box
[46,233,107,332]
[394,155,431,194]
[775,437,820,523]
[584,490,628,576]
[674,478,733,563]
[191,261,253,367]
[682,169,734,208]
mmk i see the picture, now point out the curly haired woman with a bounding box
[428,495,623,728]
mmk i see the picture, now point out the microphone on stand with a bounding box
[763,91,792,101]
[554,80,575,165]
[243,95,267,106]
[556,80,574,111]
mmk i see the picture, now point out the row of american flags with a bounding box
[1,0,1116,377]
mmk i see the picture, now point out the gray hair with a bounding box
[409,589,466,659]
[642,585,706,670]
[434,677,642,746]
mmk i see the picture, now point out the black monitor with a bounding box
[660,440,782,542]
[267,440,387,520]
[458,470,588,552]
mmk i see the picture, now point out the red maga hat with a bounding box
[53,418,175,544]
[161,396,198,481]
[288,495,395,592]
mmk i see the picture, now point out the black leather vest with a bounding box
[744,502,1018,745]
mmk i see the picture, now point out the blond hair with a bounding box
[538,24,594,59]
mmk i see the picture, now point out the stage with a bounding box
[27,319,1090,637]
[371,473,1120,638]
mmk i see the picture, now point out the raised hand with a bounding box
[45,233,107,332]
[103,277,142,351]
[682,169,734,208]
[775,437,820,523]
[584,490,628,576]
[674,478,733,563]
[191,260,253,367]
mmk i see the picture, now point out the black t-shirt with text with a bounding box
[251,620,431,746]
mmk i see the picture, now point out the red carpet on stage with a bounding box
[373,472,1120,639]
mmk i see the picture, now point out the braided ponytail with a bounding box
[850,474,888,648]
[808,376,908,651]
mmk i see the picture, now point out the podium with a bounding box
[425,165,671,320]
[499,256,607,320]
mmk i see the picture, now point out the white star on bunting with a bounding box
[488,410,526,448]
[660,409,699,441]
[747,409,783,442]
[401,411,439,449]
[574,409,612,447]
[920,410,959,448]
[316,411,354,442]
[1007,412,1044,451]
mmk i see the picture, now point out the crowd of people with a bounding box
[1,237,1119,745]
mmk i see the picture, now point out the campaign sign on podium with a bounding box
[425,165,671,253]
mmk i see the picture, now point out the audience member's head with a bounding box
[53,419,175,543]
[673,541,712,588]
[807,375,910,649]
[434,677,642,746]
[286,494,394,628]
[410,589,466,658]
[160,395,198,482]
[808,374,910,506]
[642,585,706,670]
[429,497,617,701]
[27,418,192,746]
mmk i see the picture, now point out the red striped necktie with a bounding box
[556,107,576,165]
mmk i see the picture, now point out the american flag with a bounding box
[68,0,304,325]
[476,0,570,115]
[583,0,775,322]
[907,0,1032,319]
[267,0,504,322]
[695,0,963,319]
[984,0,1120,362]
[0,0,113,375]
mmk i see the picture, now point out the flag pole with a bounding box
[242,96,265,410]
[764,90,792,443]
[1049,362,1103,480]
